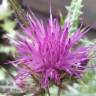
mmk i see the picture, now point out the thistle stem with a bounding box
[58,87,61,96]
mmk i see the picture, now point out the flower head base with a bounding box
[11,9,90,91]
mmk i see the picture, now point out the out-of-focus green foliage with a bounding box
[65,0,83,33]
[0,0,16,55]
[3,20,16,33]
[81,38,96,46]
[0,45,15,54]
[64,71,96,96]
[0,0,17,94]
[0,0,12,20]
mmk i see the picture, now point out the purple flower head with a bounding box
[11,8,90,90]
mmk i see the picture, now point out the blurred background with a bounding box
[22,0,96,27]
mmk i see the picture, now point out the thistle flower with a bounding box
[10,3,91,93]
